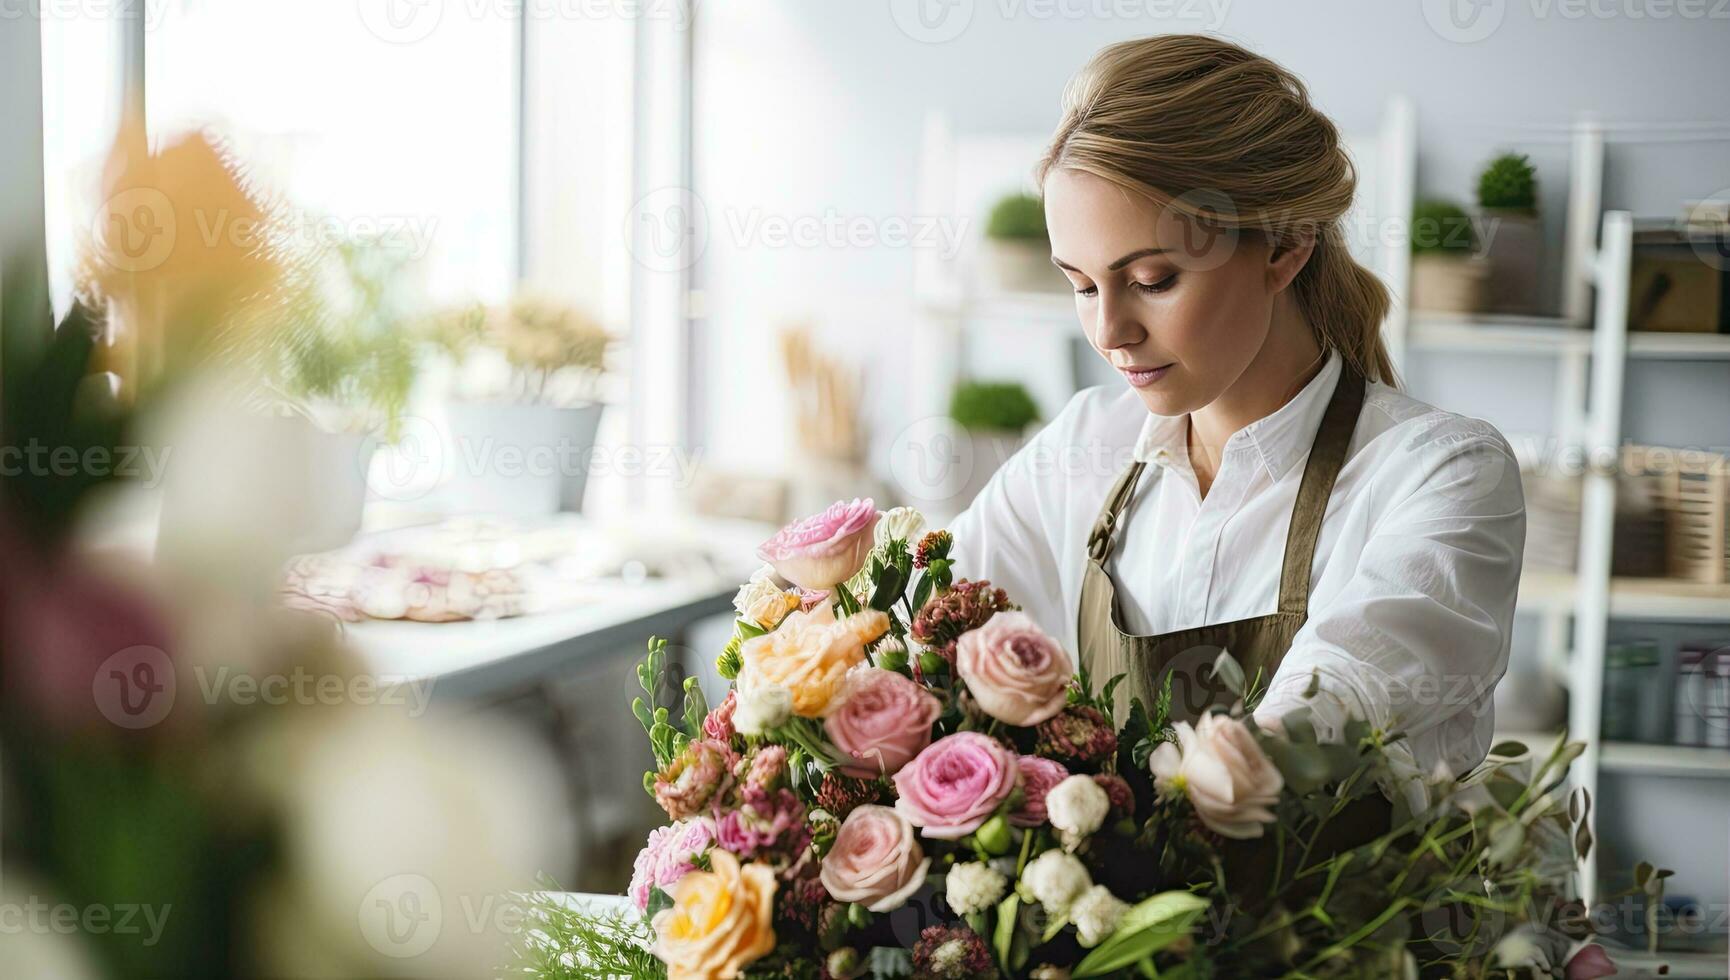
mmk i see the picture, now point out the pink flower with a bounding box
[628,818,716,912]
[1011,755,1070,827]
[955,611,1073,727]
[1564,943,1617,980]
[893,732,1020,840]
[715,785,809,863]
[755,498,879,591]
[703,690,738,743]
[819,804,930,912]
[1149,714,1283,840]
[653,739,738,821]
[824,669,943,778]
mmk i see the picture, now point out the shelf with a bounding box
[1516,571,1730,622]
[1599,742,1730,779]
[1409,315,1730,360]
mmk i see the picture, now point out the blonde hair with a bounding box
[1037,35,1398,386]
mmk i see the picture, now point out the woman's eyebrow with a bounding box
[1051,247,1171,273]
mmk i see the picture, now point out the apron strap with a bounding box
[1277,365,1366,615]
[1087,460,1146,564]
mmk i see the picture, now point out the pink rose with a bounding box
[1564,943,1617,980]
[819,804,930,912]
[825,669,943,778]
[756,499,879,591]
[893,732,1020,840]
[1149,714,1283,839]
[955,611,1073,726]
[1010,755,1070,827]
[628,818,716,912]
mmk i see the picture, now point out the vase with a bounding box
[438,401,606,520]
[1410,254,1490,314]
[1479,210,1542,314]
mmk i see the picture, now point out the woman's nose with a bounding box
[1091,288,1146,353]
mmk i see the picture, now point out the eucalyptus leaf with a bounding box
[1209,651,1245,698]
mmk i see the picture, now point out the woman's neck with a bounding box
[1186,296,1325,497]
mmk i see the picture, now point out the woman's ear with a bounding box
[1265,232,1316,292]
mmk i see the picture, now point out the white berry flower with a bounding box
[1046,775,1110,850]
[1019,849,1090,914]
[1070,884,1129,948]
[944,861,1007,916]
[734,683,792,735]
[875,506,927,548]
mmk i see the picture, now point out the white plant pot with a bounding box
[1479,210,1542,314]
[438,401,606,520]
[979,239,1066,294]
[158,412,372,572]
[1410,254,1490,314]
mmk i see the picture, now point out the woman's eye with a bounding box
[1131,274,1177,294]
[1072,284,1098,297]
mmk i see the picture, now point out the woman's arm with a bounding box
[1254,425,1526,777]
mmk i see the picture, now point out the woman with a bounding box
[950,35,1525,782]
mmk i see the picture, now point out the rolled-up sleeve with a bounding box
[1254,427,1526,778]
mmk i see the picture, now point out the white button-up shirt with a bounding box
[949,352,1525,779]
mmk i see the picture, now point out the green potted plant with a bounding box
[947,379,1041,508]
[1476,152,1542,314]
[979,192,1066,294]
[429,296,615,517]
[1409,199,1489,314]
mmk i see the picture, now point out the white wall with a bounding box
[690,1,1730,475]
[0,12,50,359]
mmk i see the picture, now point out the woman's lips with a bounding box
[1118,363,1173,388]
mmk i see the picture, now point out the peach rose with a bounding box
[651,849,777,980]
[756,498,879,590]
[819,804,930,912]
[737,607,889,718]
[1148,713,1283,839]
[955,611,1073,726]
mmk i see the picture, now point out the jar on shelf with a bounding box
[1602,639,1663,743]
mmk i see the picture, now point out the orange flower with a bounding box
[651,850,777,980]
[738,608,889,718]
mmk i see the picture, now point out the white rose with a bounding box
[1069,884,1128,948]
[1149,713,1283,840]
[1045,775,1109,850]
[1019,849,1090,914]
[732,566,784,621]
[944,861,1007,916]
[734,683,792,735]
[874,507,927,548]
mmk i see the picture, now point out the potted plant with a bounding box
[429,297,615,518]
[1409,199,1489,314]
[948,379,1040,509]
[1477,152,1542,314]
[978,192,1066,294]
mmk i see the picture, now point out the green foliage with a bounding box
[426,296,614,404]
[1477,152,1539,213]
[632,637,703,776]
[985,192,1048,240]
[949,379,1040,433]
[243,237,424,431]
[1411,199,1478,255]
[501,883,666,979]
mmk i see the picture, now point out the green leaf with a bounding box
[868,563,906,611]
[1208,651,1245,698]
[911,572,935,616]
[992,893,1020,970]
[681,676,709,738]
[1072,891,1209,978]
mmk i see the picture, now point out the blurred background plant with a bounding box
[948,378,1040,433]
[1478,152,1540,215]
[427,295,614,407]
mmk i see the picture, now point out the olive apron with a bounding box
[1076,365,1392,869]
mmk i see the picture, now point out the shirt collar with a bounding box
[1131,351,1344,483]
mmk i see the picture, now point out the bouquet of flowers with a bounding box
[512,500,1638,980]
